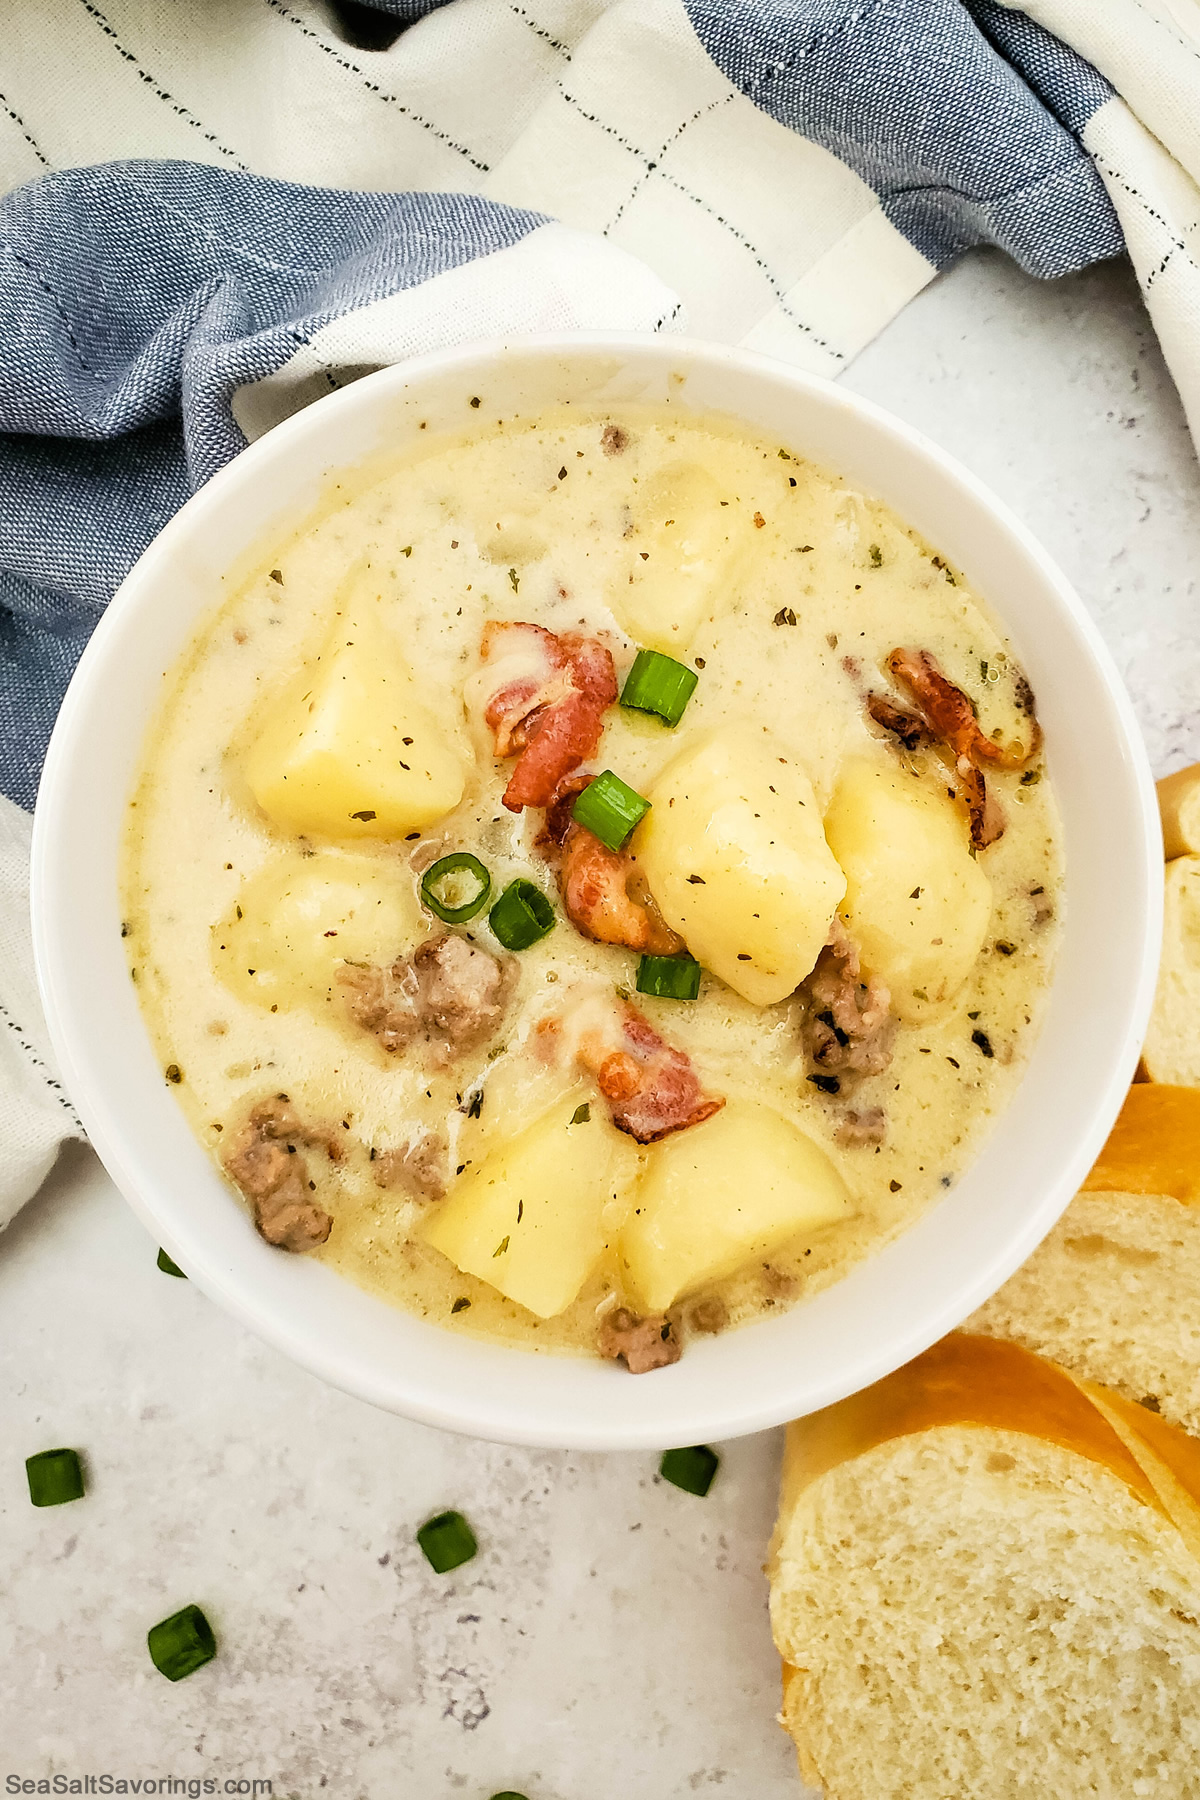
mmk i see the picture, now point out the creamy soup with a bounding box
[122,404,1061,1372]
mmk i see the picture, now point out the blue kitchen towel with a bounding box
[4,0,1200,813]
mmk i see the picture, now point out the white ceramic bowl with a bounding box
[31,335,1162,1450]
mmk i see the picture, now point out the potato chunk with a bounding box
[823,757,992,1020]
[619,1101,851,1314]
[213,850,422,1012]
[420,1091,641,1319]
[1142,855,1200,1084]
[633,724,846,1006]
[612,461,747,652]
[244,594,468,839]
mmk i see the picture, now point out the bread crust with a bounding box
[1157,761,1200,861]
[773,1333,1198,1554]
[1080,1082,1200,1203]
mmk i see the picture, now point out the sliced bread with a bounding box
[968,1085,1200,1433]
[769,1333,1200,1800]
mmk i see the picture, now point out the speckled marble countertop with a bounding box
[4,251,1200,1800]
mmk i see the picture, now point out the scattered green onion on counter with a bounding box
[157,1247,187,1278]
[148,1603,217,1681]
[25,1447,85,1508]
[489,879,556,951]
[620,648,699,727]
[420,852,492,924]
[571,770,651,852]
[659,1444,720,1497]
[417,1509,478,1573]
[636,953,702,1002]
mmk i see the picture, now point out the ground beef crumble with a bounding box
[597,1306,681,1373]
[223,1095,336,1252]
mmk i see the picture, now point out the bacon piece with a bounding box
[865,691,929,753]
[873,648,1042,851]
[575,999,724,1143]
[561,828,677,952]
[478,621,618,811]
[887,648,1040,770]
[958,763,1006,852]
[541,776,684,955]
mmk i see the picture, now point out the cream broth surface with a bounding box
[123,404,1062,1359]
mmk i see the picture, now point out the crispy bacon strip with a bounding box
[479,621,617,811]
[887,648,1040,770]
[865,691,929,753]
[575,999,724,1143]
[958,763,1006,852]
[540,775,684,955]
[871,648,1041,850]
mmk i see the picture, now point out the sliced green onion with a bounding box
[489,879,555,951]
[157,1247,186,1278]
[571,770,651,852]
[417,1509,478,1573]
[148,1604,217,1681]
[659,1444,720,1497]
[421,852,492,924]
[637,954,701,1001]
[620,648,699,727]
[489,1793,531,1799]
[26,1447,85,1508]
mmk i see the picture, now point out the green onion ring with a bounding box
[420,852,492,924]
[489,879,556,951]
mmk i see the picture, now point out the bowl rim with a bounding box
[30,331,1163,1448]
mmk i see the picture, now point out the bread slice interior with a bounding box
[969,1189,1200,1434]
[770,1336,1200,1799]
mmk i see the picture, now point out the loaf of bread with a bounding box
[969,1084,1200,1433]
[769,1333,1200,1798]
